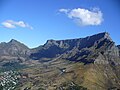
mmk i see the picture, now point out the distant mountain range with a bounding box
[0,32,120,90]
[0,32,119,63]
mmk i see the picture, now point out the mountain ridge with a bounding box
[0,32,113,49]
[30,32,118,60]
[0,32,119,62]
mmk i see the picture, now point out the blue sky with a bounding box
[0,0,120,48]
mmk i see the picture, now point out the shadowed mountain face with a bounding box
[30,32,119,62]
[0,32,120,90]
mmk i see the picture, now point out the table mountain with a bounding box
[30,32,119,64]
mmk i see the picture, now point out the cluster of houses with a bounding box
[0,70,29,90]
[0,70,19,90]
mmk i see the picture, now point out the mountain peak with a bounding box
[102,32,112,40]
[9,39,20,44]
[8,39,29,49]
[96,32,112,41]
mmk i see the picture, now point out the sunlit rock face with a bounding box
[0,39,30,56]
[0,39,30,62]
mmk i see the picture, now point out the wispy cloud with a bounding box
[59,9,69,14]
[59,7,103,26]
[1,20,33,29]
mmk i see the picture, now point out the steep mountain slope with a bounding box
[0,39,30,62]
[30,32,119,63]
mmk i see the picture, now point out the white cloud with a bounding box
[1,20,33,29]
[2,21,15,28]
[59,9,69,14]
[59,8,103,26]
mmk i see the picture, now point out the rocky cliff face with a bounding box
[30,32,119,63]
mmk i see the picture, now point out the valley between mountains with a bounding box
[0,32,120,90]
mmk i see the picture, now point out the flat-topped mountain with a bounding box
[30,32,119,63]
